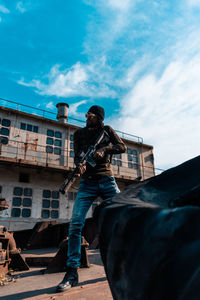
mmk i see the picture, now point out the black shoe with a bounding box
[56,267,78,293]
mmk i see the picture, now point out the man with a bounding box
[56,105,126,293]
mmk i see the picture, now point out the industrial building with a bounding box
[0,99,155,232]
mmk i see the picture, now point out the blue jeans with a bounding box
[67,176,120,268]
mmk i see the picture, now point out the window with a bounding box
[11,187,32,218]
[0,127,9,136]
[46,137,53,145]
[112,154,122,167]
[70,151,74,157]
[70,134,74,157]
[0,186,2,194]
[0,137,8,144]
[19,172,30,183]
[41,189,60,219]
[2,119,11,127]
[127,148,139,169]
[0,118,10,143]
[46,129,62,155]
[20,122,38,133]
[46,146,53,153]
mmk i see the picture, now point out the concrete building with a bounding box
[0,100,155,231]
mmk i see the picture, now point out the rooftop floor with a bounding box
[0,248,113,300]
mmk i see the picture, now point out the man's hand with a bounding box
[94,148,105,160]
[77,163,86,177]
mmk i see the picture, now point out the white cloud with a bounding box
[18,62,116,99]
[0,4,10,13]
[112,50,200,170]
[186,0,200,7]
[69,100,87,118]
[46,101,55,110]
[16,1,26,13]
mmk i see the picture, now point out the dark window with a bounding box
[70,135,74,141]
[42,210,50,218]
[23,198,32,207]
[54,139,62,147]
[70,142,74,150]
[127,148,137,155]
[13,187,23,196]
[24,188,32,196]
[11,208,21,217]
[1,127,9,136]
[12,197,22,206]
[132,156,138,162]
[43,190,51,198]
[22,208,31,217]
[20,123,26,130]
[114,154,122,159]
[128,162,137,169]
[2,119,11,127]
[51,200,59,209]
[0,137,8,144]
[33,126,38,133]
[55,131,62,138]
[19,173,30,183]
[42,199,50,208]
[51,210,59,218]
[128,155,133,161]
[27,124,33,132]
[46,137,54,145]
[47,129,54,137]
[112,159,116,165]
[54,147,61,155]
[52,191,59,199]
[70,151,74,157]
[0,186,2,194]
[46,146,53,153]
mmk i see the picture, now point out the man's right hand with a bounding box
[77,163,86,177]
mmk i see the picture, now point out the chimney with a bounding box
[56,103,69,123]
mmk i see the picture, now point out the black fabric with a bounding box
[74,125,126,177]
[94,155,200,300]
[88,105,105,121]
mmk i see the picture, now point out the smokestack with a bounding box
[56,103,69,123]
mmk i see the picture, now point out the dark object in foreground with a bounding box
[95,155,200,300]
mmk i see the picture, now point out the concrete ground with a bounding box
[0,249,113,300]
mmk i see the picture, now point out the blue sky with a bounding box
[1,0,200,171]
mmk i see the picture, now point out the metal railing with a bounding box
[0,97,143,143]
[0,140,162,175]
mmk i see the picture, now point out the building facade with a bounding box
[0,102,155,231]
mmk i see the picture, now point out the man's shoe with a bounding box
[56,267,78,293]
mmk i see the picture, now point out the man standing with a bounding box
[56,105,126,292]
